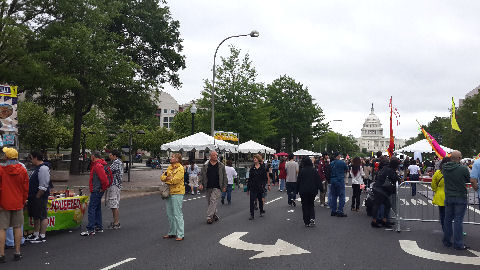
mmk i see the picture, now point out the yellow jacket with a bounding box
[161,163,185,195]
[431,170,445,206]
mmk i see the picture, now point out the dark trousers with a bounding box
[409,174,419,196]
[286,182,297,205]
[438,206,445,232]
[443,197,467,249]
[371,192,391,221]
[249,191,263,217]
[300,193,315,225]
[351,184,361,210]
[221,184,233,203]
[272,169,278,184]
[87,191,104,231]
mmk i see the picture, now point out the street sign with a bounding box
[219,232,310,259]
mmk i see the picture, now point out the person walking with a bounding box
[247,155,268,220]
[221,160,237,205]
[407,159,421,196]
[470,158,479,205]
[81,151,110,236]
[370,157,401,228]
[350,157,364,212]
[106,150,123,230]
[317,154,330,207]
[285,153,299,207]
[271,155,280,186]
[329,153,348,217]
[278,157,287,192]
[297,157,323,227]
[25,151,52,243]
[363,159,373,189]
[161,153,185,241]
[199,151,227,224]
[442,151,471,250]
[431,157,450,232]
[0,147,29,263]
[187,159,200,195]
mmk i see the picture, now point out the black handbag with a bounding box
[381,175,395,194]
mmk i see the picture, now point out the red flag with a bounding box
[387,97,395,157]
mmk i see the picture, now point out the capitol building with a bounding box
[356,104,406,153]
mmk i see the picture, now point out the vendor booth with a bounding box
[238,140,275,154]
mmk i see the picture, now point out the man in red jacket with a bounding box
[81,151,109,236]
[0,147,29,262]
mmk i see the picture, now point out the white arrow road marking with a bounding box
[220,232,310,260]
[100,258,136,270]
[400,199,410,206]
[287,210,294,213]
[399,240,480,266]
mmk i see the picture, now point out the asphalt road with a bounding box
[3,185,480,270]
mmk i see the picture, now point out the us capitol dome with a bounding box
[356,104,406,153]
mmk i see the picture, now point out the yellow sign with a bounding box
[214,131,239,142]
[0,85,17,97]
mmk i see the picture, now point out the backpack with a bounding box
[104,165,114,188]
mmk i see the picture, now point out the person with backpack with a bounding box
[106,150,123,230]
[25,151,52,244]
[81,151,111,236]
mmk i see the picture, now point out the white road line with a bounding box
[100,258,136,270]
[400,199,410,206]
[287,210,294,213]
[265,197,283,205]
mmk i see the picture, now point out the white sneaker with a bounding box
[191,191,194,195]
[197,191,200,194]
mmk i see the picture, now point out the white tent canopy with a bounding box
[161,132,238,152]
[238,140,275,154]
[293,149,320,156]
[396,139,455,154]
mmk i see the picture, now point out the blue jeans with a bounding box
[222,184,233,203]
[87,191,104,231]
[329,181,345,214]
[286,182,297,204]
[279,179,286,191]
[6,226,25,247]
[409,174,419,196]
[443,197,467,248]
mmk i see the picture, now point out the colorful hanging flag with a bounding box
[451,97,461,132]
[419,125,447,159]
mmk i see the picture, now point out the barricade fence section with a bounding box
[394,180,479,232]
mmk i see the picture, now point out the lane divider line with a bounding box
[100,258,136,270]
[265,197,283,205]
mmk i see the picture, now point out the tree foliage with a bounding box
[198,46,276,144]
[7,0,185,173]
[18,101,58,151]
[265,75,327,151]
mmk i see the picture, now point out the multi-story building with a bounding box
[356,104,406,153]
[155,91,179,129]
[459,85,479,107]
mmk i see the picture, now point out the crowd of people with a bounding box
[1,145,478,263]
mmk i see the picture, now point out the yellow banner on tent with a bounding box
[214,131,239,142]
[0,85,17,97]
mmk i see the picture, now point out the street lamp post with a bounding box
[120,129,145,182]
[211,30,259,136]
[190,103,197,160]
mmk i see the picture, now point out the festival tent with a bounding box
[293,149,320,156]
[161,132,237,152]
[396,139,455,154]
[238,140,275,154]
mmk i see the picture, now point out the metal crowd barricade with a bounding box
[394,180,480,232]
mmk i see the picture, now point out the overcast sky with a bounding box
[162,0,480,140]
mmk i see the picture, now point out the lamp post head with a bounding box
[249,30,259,37]
[191,103,197,114]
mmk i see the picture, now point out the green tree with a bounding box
[17,101,57,151]
[199,46,276,144]
[266,75,327,152]
[452,94,480,156]
[19,0,185,173]
[313,131,359,156]
[142,126,177,156]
